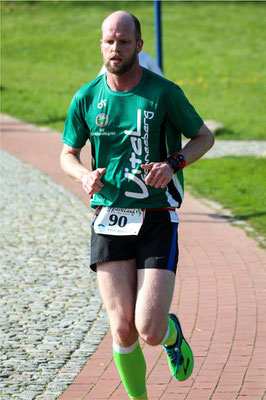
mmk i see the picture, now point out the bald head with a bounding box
[102,11,141,42]
[100,10,143,76]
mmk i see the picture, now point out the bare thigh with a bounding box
[135,269,176,345]
[96,259,138,347]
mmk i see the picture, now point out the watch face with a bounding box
[166,157,179,172]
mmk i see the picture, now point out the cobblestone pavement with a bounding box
[0,151,109,400]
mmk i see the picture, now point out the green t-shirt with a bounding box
[63,68,203,209]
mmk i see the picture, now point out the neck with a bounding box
[106,64,143,92]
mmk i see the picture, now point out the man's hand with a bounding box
[141,162,174,189]
[80,168,106,195]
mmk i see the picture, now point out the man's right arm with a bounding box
[60,144,106,195]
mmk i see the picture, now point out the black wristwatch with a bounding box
[165,154,186,173]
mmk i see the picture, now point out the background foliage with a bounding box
[2,1,266,139]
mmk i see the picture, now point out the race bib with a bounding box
[94,207,145,236]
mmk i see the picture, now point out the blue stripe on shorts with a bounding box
[167,223,178,271]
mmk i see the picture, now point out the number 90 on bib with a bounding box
[93,207,145,236]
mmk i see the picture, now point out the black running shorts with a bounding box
[90,209,179,274]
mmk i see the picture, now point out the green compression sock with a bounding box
[113,339,147,399]
[161,316,178,347]
[130,391,148,400]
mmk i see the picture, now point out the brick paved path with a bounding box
[1,115,266,400]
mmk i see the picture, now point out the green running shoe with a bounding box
[163,313,194,381]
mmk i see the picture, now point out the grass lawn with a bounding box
[184,156,266,241]
[1,1,266,139]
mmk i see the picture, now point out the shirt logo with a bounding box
[96,113,108,127]
[97,99,107,109]
[124,109,154,199]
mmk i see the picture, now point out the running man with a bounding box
[60,10,214,400]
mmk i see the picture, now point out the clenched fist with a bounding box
[141,162,174,189]
[80,168,106,195]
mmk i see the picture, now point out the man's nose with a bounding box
[111,41,120,52]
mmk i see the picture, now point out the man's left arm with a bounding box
[142,124,214,189]
[178,123,214,166]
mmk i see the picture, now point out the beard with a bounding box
[104,48,138,76]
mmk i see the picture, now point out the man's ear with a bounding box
[137,39,143,54]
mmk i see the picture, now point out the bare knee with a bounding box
[111,318,138,347]
[137,320,166,346]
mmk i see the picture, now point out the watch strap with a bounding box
[165,154,186,172]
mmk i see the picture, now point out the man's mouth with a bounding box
[110,55,123,63]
